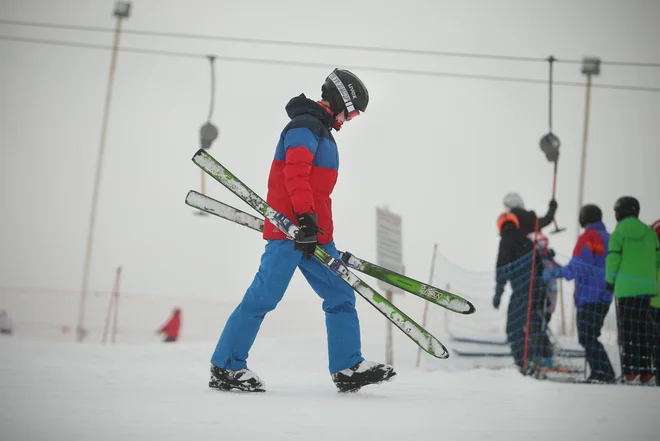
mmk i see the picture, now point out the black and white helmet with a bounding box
[321,69,369,120]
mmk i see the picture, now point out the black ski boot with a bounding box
[331,360,396,393]
[209,365,266,392]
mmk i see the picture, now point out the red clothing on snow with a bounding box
[159,309,181,339]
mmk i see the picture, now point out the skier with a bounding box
[208,69,395,393]
[650,219,660,385]
[157,308,181,343]
[493,211,550,373]
[502,192,558,235]
[0,310,14,335]
[605,197,660,385]
[543,204,615,383]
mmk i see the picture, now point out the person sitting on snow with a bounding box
[157,308,182,343]
[0,310,14,335]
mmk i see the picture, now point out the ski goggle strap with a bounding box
[328,71,359,120]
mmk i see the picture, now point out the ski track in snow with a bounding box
[0,337,657,441]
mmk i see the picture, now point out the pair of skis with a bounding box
[186,149,475,359]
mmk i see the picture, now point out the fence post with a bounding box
[522,219,540,374]
[385,290,393,365]
[559,279,566,336]
[102,266,122,344]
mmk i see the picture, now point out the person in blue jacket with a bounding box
[208,69,395,393]
[544,204,615,383]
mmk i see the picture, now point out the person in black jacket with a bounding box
[493,212,552,373]
[503,192,558,235]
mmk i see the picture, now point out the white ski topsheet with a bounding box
[186,191,264,232]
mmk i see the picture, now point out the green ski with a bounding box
[190,149,449,359]
[186,190,475,314]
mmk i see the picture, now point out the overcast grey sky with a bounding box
[1,0,659,308]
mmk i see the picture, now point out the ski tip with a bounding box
[436,350,450,360]
[462,303,477,315]
[192,149,206,160]
[184,189,196,203]
[428,341,450,360]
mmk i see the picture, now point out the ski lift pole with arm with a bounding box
[539,56,565,235]
[196,55,220,216]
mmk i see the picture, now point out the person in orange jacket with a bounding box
[157,308,181,342]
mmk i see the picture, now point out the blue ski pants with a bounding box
[210,240,364,374]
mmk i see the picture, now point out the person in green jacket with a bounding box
[605,197,660,384]
[651,220,660,308]
[650,219,660,385]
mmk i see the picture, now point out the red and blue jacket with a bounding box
[263,94,339,244]
[559,221,613,306]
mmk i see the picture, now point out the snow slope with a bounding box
[1,336,657,441]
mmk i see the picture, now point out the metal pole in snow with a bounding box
[76,4,131,342]
[111,266,122,344]
[576,73,593,242]
[385,290,393,365]
[573,57,600,338]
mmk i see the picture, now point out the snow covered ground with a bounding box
[1,335,658,441]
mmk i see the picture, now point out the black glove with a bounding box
[340,251,353,265]
[493,294,502,310]
[294,213,321,259]
[605,282,614,293]
[549,199,558,212]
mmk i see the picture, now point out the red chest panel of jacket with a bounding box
[263,96,339,244]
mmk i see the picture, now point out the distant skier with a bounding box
[503,192,558,235]
[0,310,14,335]
[157,308,181,343]
[208,69,395,393]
